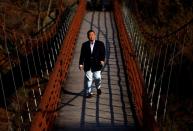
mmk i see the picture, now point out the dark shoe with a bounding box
[97,89,101,95]
[86,93,94,98]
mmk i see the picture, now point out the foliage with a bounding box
[137,0,193,35]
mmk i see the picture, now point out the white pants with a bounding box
[84,70,101,94]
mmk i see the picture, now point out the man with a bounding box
[79,30,105,98]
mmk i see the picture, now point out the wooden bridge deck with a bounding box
[54,11,137,131]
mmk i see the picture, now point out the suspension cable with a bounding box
[147,45,157,94]
[49,33,57,63]
[155,39,169,121]
[13,32,32,122]
[3,19,23,129]
[22,36,38,110]
[0,73,12,130]
[43,33,53,71]
[163,33,177,121]
[40,35,49,77]
[150,43,162,107]
[144,47,151,82]
[29,38,42,99]
[142,47,148,76]
[35,37,44,78]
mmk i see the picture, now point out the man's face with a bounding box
[88,32,96,41]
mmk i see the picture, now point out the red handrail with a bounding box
[30,0,86,130]
[113,1,159,131]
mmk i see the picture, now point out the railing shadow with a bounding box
[55,10,137,131]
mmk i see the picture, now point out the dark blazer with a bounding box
[79,40,105,72]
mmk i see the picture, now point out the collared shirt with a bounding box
[90,40,95,53]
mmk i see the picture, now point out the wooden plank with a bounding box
[54,11,137,131]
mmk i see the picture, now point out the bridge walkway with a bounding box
[54,10,137,131]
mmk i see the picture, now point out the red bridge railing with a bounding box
[113,0,159,131]
[118,0,193,131]
[30,0,86,130]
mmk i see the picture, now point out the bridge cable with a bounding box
[0,73,12,130]
[150,43,162,107]
[40,36,49,77]
[29,38,42,98]
[12,33,33,123]
[35,37,44,78]
[163,32,178,121]
[155,39,169,121]
[3,16,23,129]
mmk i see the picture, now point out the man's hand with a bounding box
[100,61,104,67]
[79,65,83,70]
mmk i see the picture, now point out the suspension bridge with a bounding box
[0,0,193,131]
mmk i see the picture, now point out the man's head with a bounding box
[87,30,96,42]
